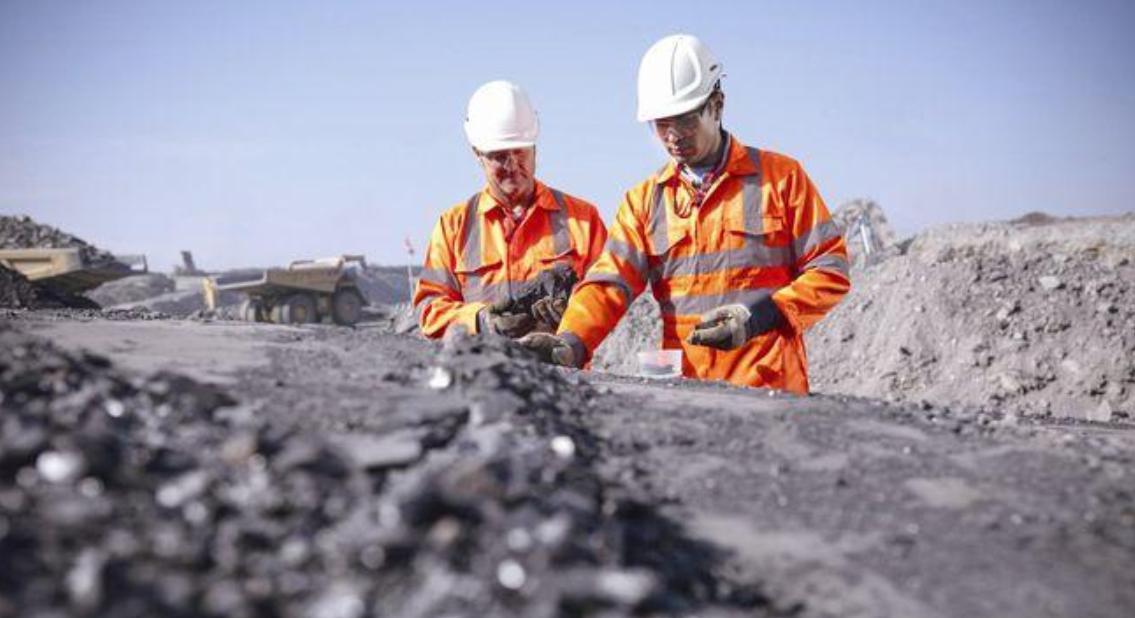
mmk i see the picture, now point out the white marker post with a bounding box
[403,237,417,303]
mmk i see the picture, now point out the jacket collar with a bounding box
[654,132,757,185]
[477,180,557,215]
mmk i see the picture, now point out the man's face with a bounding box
[475,146,536,204]
[651,92,723,166]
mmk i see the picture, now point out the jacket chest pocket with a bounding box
[724,214,795,272]
[454,257,504,303]
[537,246,578,272]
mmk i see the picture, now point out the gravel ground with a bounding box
[5,313,1133,617]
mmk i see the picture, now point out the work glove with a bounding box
[686,297,784,350]
[531,296,567,332]
[478,298,535,338]
[516,332,578,367]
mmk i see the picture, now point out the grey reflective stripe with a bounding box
[582,272,633,305]
[462,278,510,304]
[657,287,777,316]
[460,193,482,271]
[604,238,648,275]
[793,219,841,260]
[802,253,850,277]
[649,243,794,280]
[559,331,587,368]
[647,182,669,256]
[414,293,439,319]
[418,267,459,291]
[742,147,764,232]
[549,189,571,255]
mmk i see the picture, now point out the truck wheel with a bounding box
[331,289,365,326]
[239,299,263,322]
[278,293,318,324]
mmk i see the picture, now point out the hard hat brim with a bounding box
[468,137,537,153]
[637,92,713,123]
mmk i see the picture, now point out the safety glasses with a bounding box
[650,101,711,136]
[476,147,533,168]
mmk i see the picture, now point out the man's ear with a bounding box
[712,92,725,122]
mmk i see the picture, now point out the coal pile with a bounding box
[0,215,118,267]
[1,322,762,616]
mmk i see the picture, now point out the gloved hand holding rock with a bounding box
[478,298,536,338]
[517,332,578,367]
[686,295,784,350]
[531,296,567,332]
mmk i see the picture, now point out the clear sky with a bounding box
[2,1,1134,270]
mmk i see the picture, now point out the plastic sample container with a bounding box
[637,349,683,379]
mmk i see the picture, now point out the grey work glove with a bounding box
[686,297,784,350]
[478,298,536,338]
[516,332,578,367]
[531,296,567,332]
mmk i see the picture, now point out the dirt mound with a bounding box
[0,215,118,266]
[807,214,1135,419]
[88,273,176,307]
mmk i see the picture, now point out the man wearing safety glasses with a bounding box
[520,35,850,394]
[414,80,607,339]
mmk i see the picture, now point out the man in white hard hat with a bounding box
[520,35,851,394]
[414,80,608,339]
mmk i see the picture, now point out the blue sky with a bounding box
[2,1,1133,270]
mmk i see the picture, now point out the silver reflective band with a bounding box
[647,182,670,256]
[604,238,649,275]
[793,219,841,260]
[648,243,794,281]
[582,272,634,306]
[462,278,510,304]
[418,267,459,291]
[460,193,482,271]
[802,254,850,277]
[740,147,764,232]
[657,287,777,316]
[549,189,571,255]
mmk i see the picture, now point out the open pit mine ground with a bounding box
[2,310,1132,618]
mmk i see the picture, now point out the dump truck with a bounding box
[204,255,369,326]
[0,247,146,295]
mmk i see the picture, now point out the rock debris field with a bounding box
[1,211,1134,617]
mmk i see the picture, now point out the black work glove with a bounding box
[686,296,784,350]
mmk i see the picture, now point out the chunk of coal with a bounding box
[506,262,578,316]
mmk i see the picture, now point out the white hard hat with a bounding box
[463,80,539,152]
[636,34,723,122]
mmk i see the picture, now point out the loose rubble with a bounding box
[807,213,1135,419]
[0,321,763,617]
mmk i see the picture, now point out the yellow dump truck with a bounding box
[0,248,145,295]
[204,255,369,326]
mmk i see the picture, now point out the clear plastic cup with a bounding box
[637,349,683,379]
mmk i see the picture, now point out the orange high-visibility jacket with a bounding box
[557,135,850,393]
[414,181,607,338]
